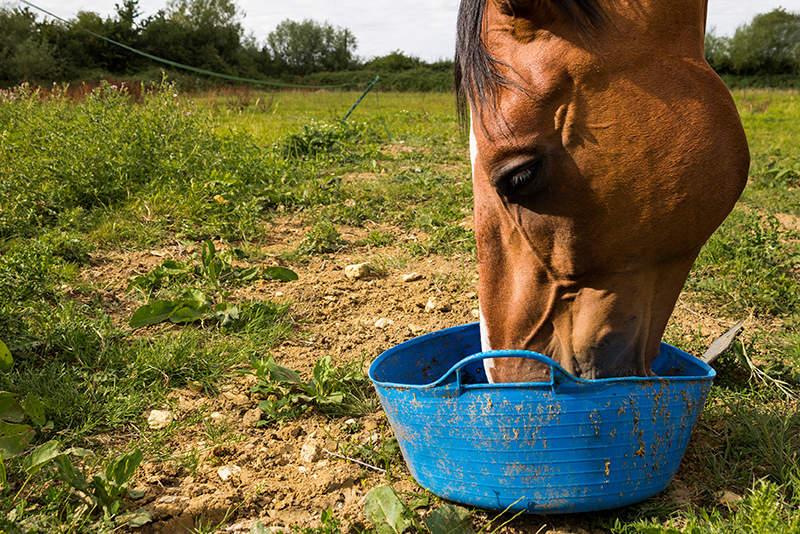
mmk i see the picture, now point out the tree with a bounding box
[267,19,357,75]
[0,6,57,84]
[140,0,244,74]
[725,9,800,74]
[165,0,241,30]
[364,50,421,72]
[704,28,733,73]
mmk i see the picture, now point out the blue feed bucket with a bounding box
[368,323,715,514]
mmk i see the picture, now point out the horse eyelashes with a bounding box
[497,157,549,197]
[512,168,533,188]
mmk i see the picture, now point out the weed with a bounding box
[340,434,402,475]
[250,354,377,424]
[251,508,341,534]
[128,240,296,329]
[364,486,476,534]
[404,224,476,257]
[698,395,800,502]
[1,382,147,529]
[291,219,347,259]
[356,230,395,248]
[187,505,237,534]
[276,120,378,162]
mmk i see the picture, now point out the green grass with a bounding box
[1,81,799,533]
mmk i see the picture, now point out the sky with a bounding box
[15,0,800,63]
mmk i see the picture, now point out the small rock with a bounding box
[217,465,242,481]
[275,291,284,298]
[242,407,262,427]
[424,297,451,313]
[147,410,173,430]
[374,318,394,329]
[222,391,251,407]
[424,297,437,313]
[224,520,259,533]
[471,309,481,319]
[156,495,189,504]
[408,324,425,334]
[402,272,422,282]
[718,490,743,506]
[299,439,322,463]
[344,263,371,280]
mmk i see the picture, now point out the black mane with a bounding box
[455,0,606,126]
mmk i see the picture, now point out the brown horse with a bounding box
[455,0,749,382]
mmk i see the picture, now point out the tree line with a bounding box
[705,8,800,76]
[0,0,452,88]
[1,0,798,89]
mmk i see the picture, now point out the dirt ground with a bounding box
[80,216,748,534]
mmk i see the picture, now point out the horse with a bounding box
[455,0,749,382]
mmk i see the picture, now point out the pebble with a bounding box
[408,324,425,334]
[425,296,451,313]
[299,439,322,463]
[242,407,262,427]
[156,495,189,504]
[147,410,173,430]
[222,391,251,407]
[718,490,743,506]
[374,318,394,329]
[344,263,371,280]
[217,465,242,481]
[402,272,422,282]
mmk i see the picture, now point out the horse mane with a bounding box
[455,0,606,127]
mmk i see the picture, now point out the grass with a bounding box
[0,81,799,532]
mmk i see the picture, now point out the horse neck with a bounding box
[603,0,709,58]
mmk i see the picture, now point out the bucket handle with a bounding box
[443,349,585,390]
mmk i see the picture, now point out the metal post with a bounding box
[343,76,380,121]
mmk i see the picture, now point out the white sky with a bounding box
[15,0,800,62]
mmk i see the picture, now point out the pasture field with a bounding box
[0,82,799,534]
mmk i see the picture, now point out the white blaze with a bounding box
[471,114,496,383]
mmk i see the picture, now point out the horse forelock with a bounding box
[454,0,606,129]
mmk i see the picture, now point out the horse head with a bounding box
[456,0,749,381]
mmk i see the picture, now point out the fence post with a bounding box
[343,76,380,122]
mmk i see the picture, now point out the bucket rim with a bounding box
[369,322,715,391]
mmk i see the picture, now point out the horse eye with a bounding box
[495,158,549,197]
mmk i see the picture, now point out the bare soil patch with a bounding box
[79,218,750,534]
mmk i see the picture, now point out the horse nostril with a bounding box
[493,157,549,197]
